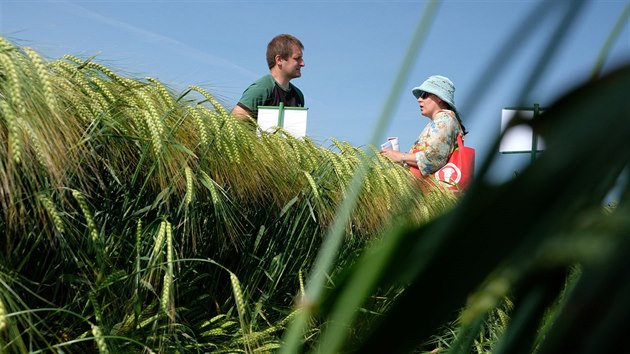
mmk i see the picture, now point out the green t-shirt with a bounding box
[236,74,305,120]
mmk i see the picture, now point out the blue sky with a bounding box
[2,0,629,185]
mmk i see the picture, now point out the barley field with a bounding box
[0,34,457,353]
[1,2,630,352]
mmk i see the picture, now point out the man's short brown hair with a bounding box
[266,34,304,69]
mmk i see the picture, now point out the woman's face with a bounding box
[417,91,441,118]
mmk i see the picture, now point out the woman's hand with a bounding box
[380,149,404,164]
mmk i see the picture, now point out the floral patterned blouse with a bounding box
[410,109,463,177]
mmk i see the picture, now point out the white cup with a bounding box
[388,137,400,151]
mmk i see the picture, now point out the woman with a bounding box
[381,75,468,180]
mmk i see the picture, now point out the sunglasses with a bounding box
[418,91,431,99]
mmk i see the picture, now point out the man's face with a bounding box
[280,45,304,79]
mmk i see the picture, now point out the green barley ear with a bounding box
[84,61,127,86]
[0,36,16,51]
[0,51,26,115]
[49,73,93,122]
[134,219,143,316]
[161,271,172,319]
[71,189,98,245]
[374,171,393,211]
[185,166,194,207]
[62,53,86,66]
[0,100,23,164]
[38,193,65,233]
[321,148,348,187]
[91,76,117,104]
[253,342,282,353]
[188,85,228,116]
[298,269,306,299]
[151,220,167,261]
[230,271,250,350]
[0,297,6,331]
[136,91,164,157]
[199,170,220,205]
[89,292,104,326]
[221,113,240,164]
[91,324,109,354]
[187,106,209,146]
[303,171,320,200]
[22,124,48,168]
[188,86,241,162]
[230,272,246,316]
[24,47,57,111]
[198,106,221,138]
[147,77,174,109]
[136,219,143,261]
[0,49,26,164]
[161,221,175,320]
[390,166,408,197]
[62,59,109,111]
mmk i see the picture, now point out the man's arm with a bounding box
[231,104,253,122]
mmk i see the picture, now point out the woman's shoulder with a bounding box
[435,109,456,119]
[433,110,458,126]
[434,110,463,135]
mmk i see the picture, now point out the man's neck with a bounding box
[270,69,290,89]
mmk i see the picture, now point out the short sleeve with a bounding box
[238,78,273,112]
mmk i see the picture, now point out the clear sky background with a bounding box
[2,0,629,186]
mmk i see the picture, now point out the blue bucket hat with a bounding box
[412,75,456,111]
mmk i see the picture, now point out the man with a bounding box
[231,34,305,121]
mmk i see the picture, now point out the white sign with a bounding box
[500,108,545,153]
[258,106,308,138]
